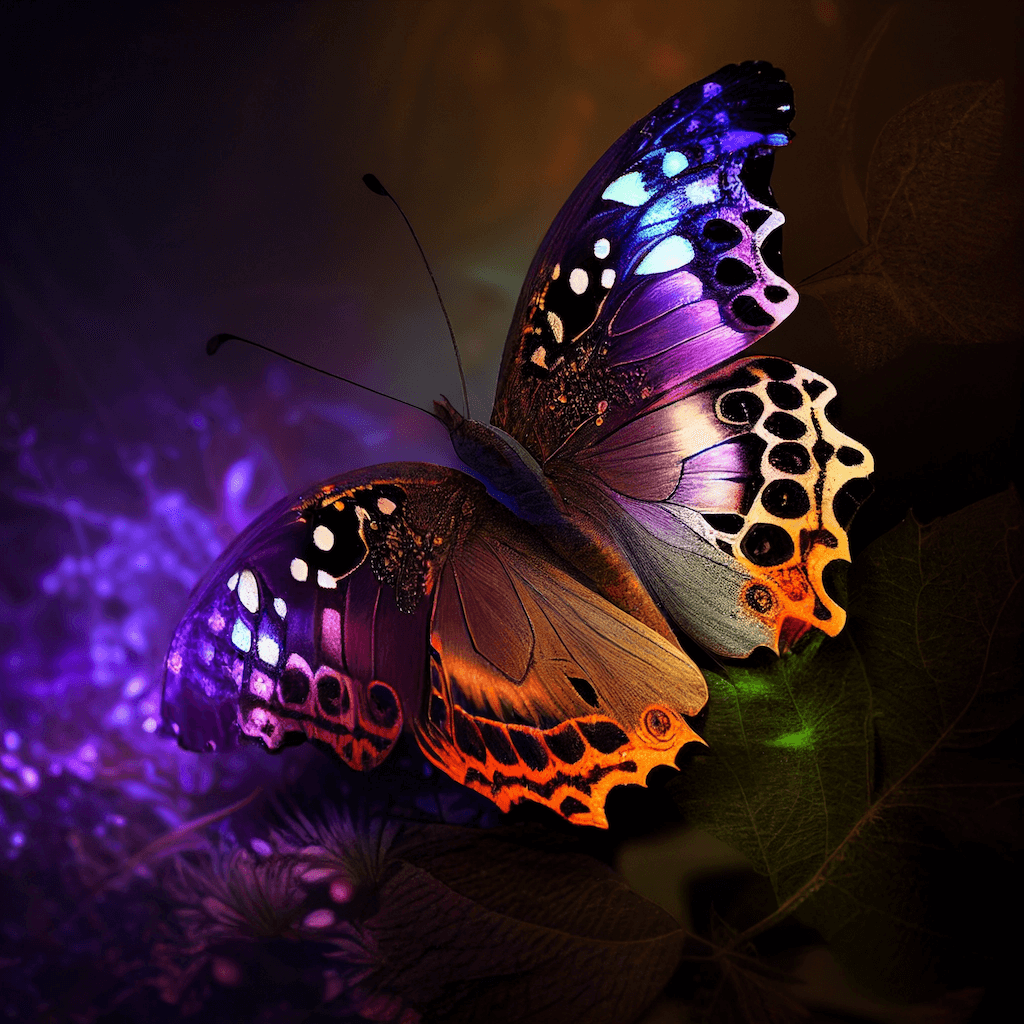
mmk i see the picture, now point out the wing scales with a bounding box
[418,514,707,827]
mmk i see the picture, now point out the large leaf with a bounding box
[371,825,685,1023]
[671,489,1023,1001]
[803,81,1022,369]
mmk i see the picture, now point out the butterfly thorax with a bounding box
[433,398,565,526]
[436,397,681,648]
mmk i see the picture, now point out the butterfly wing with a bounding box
[548,356,874,656]
[418,499,706,828]
[491,61,797,460]
[161,463,707,826]
[161,467,442,769]
[483,62,873,656]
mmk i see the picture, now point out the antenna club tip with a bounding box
[362,173,390,197]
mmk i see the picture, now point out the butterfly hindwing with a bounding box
[551,356,874,655]
[419,502,707,828]
[161,464,708,824]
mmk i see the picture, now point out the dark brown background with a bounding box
[4,0,1021,530]
[1,1,1021,1016]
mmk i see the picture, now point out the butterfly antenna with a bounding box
[205,333,437,419]
[363,173,471,419]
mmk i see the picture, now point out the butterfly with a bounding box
[161,62,873,828]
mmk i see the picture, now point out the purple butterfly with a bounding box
[161,62,873,828]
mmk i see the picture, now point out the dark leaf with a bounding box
[671,489,1023,1001]
[370,825,684,1023]
[804,81,1022,368]
[827,6,898,244]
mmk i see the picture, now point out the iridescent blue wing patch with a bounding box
[491,61,797,462]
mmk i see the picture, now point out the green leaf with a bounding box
[671,489,1023,1001]
[803,81,1022,369]
[369,825,685,1023]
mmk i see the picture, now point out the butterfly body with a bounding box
[162,63,873,827]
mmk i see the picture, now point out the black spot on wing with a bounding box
[741,522,795,566]
[560,796,590,818]
[545,725,586,764]
[761,479,810,519]
[454,709,487,764]
[732,295,775,328]
[702,513,745,534]
[719,390,764,425]
[768,442,811,475]
[510,730,549,771]
[578,720,630,754]
[280,667,309,705]
[569,677,599,708]
[766,381,802,409]
[742,208,770,230]
[716,258,756,287]
[703,218,743,246]
[764,412,806,440]
[477,721,518,766]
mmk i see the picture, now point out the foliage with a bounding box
[804,76,1022,368]
[671,489,1022,1006]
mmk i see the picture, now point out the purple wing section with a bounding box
[491,62,796,463]
[160,465,454,761]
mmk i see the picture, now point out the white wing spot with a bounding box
[636,235,695,275]
[703,81,723,99]
[530,346,548,368]
[231,619,252,653]
[593,238,610,259]
[569,268,588,295]
[274,597,287,618]
[662,150,688,177]
[257,635,280,667]
[313,525,334,551]
[685,180,719,206]
[602,171,651,207]
[317,569,337,590]
[237,569,259,614]
[546,311,564,344]
[226,572,239,591]
[377,496,396,515]
[601,268,616,289]
[290,558,309,582]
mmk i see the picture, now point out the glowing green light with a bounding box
[731,676,769,697]
[768,726,814,750]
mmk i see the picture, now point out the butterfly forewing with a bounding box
[491,61,797,462]
[161,464,708,825]
[161,467,449,768]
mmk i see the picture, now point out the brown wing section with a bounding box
[415,502,708,828]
